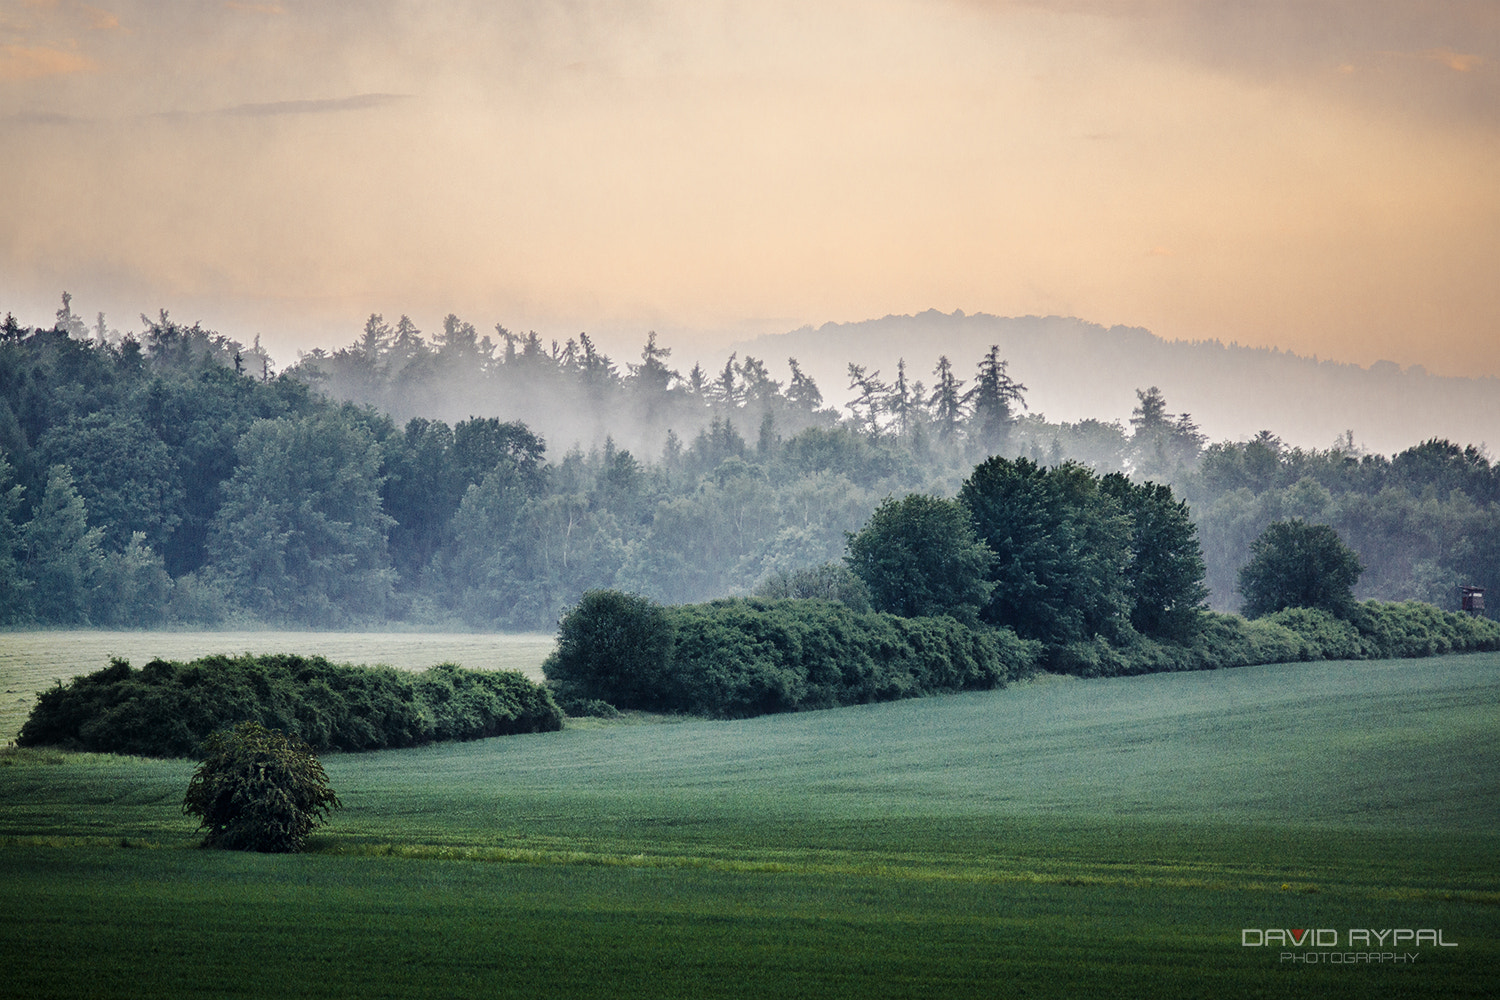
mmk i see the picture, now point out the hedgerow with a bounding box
[545,589,1499,713]
[1347,600,1496,657]
[545,594,1041,718]
[1053,602,1500,679]
[17,654,562,757]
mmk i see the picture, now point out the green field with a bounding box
[2,642,1498,999]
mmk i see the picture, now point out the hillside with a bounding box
[731,311,1500,455]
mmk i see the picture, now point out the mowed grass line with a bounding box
[1,652,1497,998]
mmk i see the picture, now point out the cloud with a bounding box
[138,93,413,123]
[1422,48,1484,73]
[218,93,412,117]
[1,109,89,124]
[82,5,124,31]
[961,0,1500,125]
[0,43,95,81]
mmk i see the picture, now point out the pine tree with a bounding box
[21,465,106,623]
[929,356,966,440]
[786,358,823,412]
[846,363,888,435]
[0,455,32,623]
[963,346,1025,454]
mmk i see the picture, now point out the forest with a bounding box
[1,299,1497,632]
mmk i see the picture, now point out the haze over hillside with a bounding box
[730,311,1499,457]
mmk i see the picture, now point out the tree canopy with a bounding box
[845,494,994,625]
[959,457,1133,648]
[1100,474,1209,641]
[546,590,677,712]
[1237,520,1364,619]
[1,301,1497,628]
[208,410,395,623]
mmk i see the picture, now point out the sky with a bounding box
[2,0,1497,377]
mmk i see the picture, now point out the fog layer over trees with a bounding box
[1,299,1496,629]
[736,311,1500,456]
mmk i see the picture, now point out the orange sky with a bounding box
[2,0,1497,376]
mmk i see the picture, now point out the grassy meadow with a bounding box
[2,634,1498,998]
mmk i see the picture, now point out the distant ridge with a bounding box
[730,311,1500,456]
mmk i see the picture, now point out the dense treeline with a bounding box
[17,654,562,757]
[837,457,1498,676]
[2,298,1496,629]
[1180,435,1500,610]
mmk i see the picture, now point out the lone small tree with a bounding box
[1237,520,1363,619]
[183,721,341,852]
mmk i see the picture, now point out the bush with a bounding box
[182,721,340,852]
[1109,601,1500,676]
[544,591,1041,718]
[544,590,677,712]
[556,695,620,719]
[1352,600,1500,658]
[1049,631,1200,678]
[413,663,565,740]
[18,654,562,757]
[540,592,1500,713]
[1260,607,1376,660]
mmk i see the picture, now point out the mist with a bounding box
[731,312,1500,457]
[4,0,1498,377]
[270,303,1500,462]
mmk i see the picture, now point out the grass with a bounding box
[2,650,1498,998]
[3,843,1490,1000]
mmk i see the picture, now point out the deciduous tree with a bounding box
[1238,519,1363,619]
[544,590,676,710]
[1101,474,1208,640]
[845,493,994,624]
[959,457,1131,647]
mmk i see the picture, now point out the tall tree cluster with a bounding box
[841,457,1210,657]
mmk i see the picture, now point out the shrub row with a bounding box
[17,654,562,757]
[1050,601,1500,678]
[1352,600,1500,658]
[546,590,1500,712]
[545,592,1041,718]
